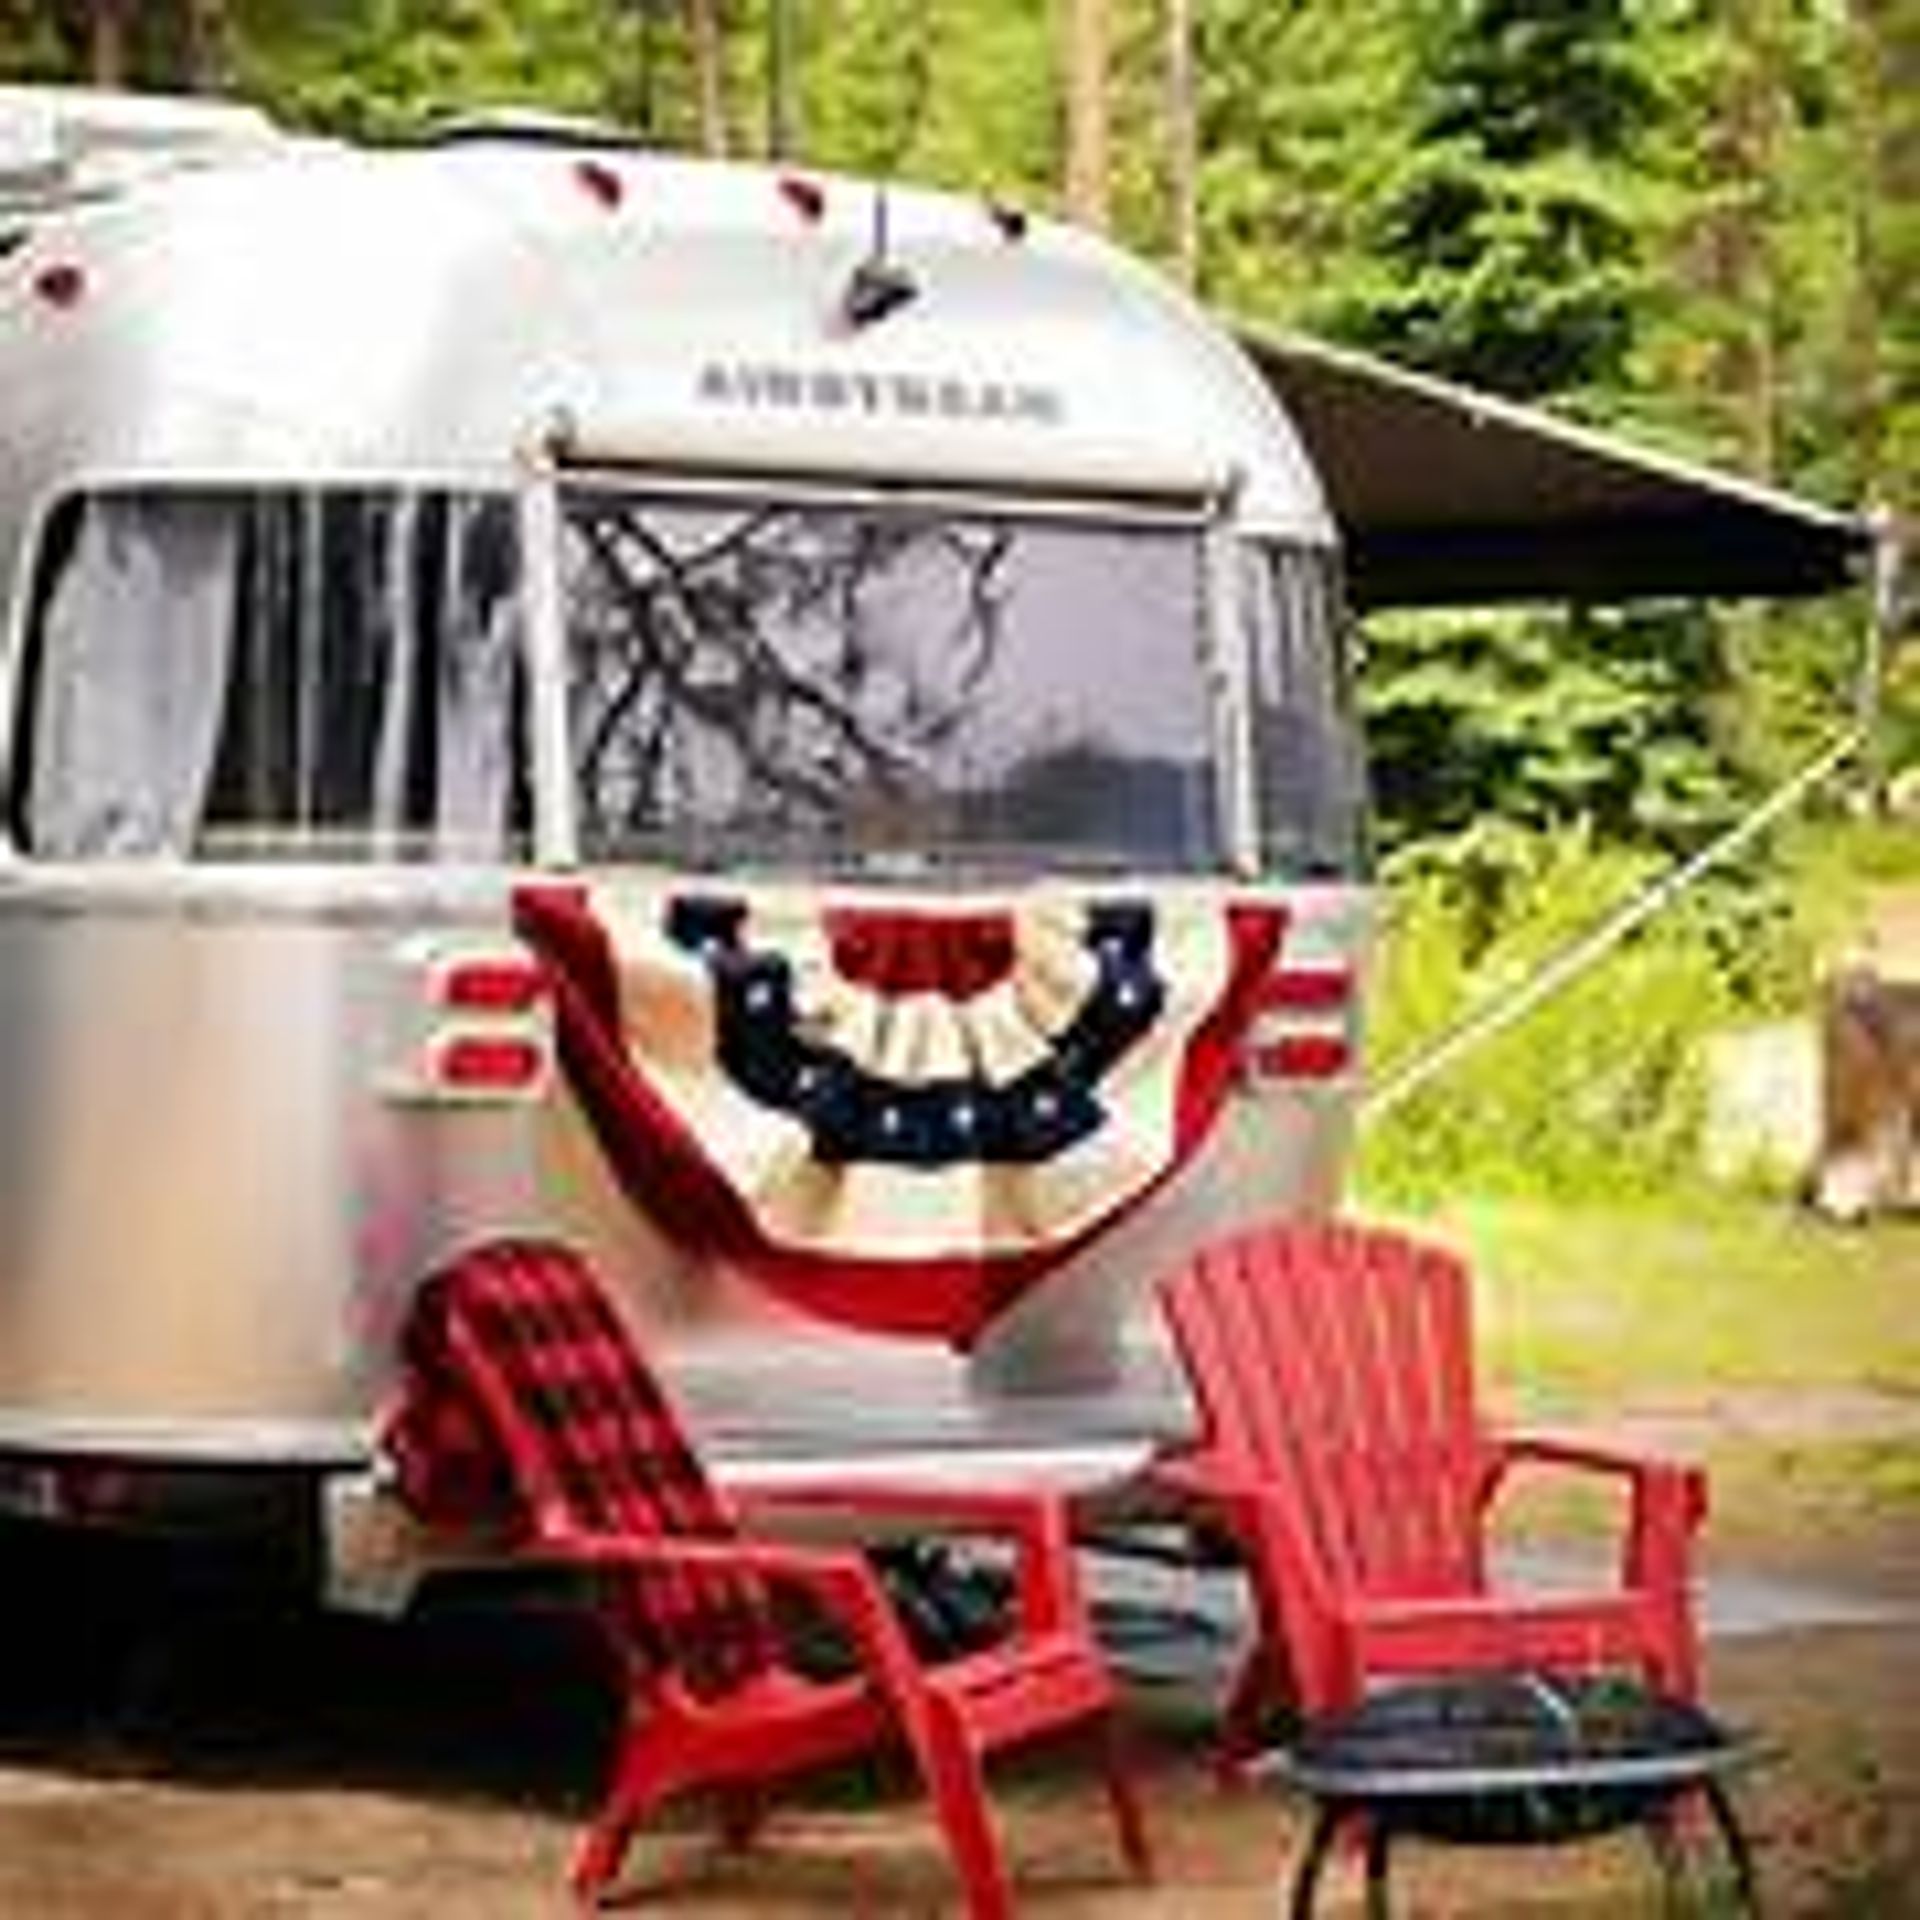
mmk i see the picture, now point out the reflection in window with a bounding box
[560,489,1221,876]
[1242,543,1368,879]
[15,489,529,862]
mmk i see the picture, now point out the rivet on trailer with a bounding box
[0,86,1876,1605]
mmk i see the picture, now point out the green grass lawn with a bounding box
[1357,1192,1920,1411]
[1347,1190,1920,1546]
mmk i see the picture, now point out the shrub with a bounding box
[1354,823,1777,1202]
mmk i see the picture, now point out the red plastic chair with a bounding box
[1153,1220,1707,1765]
[383,1238,1150,1915]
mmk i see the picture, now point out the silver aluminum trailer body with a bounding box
[0,95,1368,1578]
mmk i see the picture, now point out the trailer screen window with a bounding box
[12,489,529,862]
[559,487,1220,876]
[1243,543,1368,878]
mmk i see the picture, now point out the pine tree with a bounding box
[1187,0,1410,321]
[1333,0,1655,407]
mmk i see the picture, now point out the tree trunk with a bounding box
[182,0,229,92]
[1841,0,1897,504]
[1063,0,1110,230]
[1697,2,1787,478]
[765,0,798,159]
[1841,0,1907,813]
[686,0,729,157]
[1163,0,1198,286]
[84,0,132,86]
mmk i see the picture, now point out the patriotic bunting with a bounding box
[515,880,1289,1345]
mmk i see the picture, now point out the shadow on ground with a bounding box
[0,1518,616,1811]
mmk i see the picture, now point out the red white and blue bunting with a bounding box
[514,881,1313,1345]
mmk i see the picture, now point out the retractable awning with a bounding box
[1235,324,1875,609]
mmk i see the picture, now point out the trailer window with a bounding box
[12,489,530,862]
[559,488,1220,876]
[1242,542,1368,878]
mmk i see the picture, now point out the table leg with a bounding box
[1702,1778,1761,1914]
[1642,1783,1761,1916]
[1641,1802,1689,1910]
[1288,1804,1342,1920]
[1363,1816,1393,1919]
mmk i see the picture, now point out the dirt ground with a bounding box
[0,1433,1915,1918]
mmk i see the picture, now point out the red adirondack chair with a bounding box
[382,1237,1151,1916]
[1153,1220,1707,1764]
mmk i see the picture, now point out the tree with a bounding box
[1360,603,1738,854]
[7,0,228,89]
[1185,0,1410,322]
[1062,0,1111,229]
[1332,0,1656,407]
[685,0,729,154]
[1835,0,1914,512]
[1161,0,1197,285]
[85,0,132,84]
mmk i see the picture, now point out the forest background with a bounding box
[5,0,1916,1203]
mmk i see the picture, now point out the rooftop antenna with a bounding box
[841,183,918,330]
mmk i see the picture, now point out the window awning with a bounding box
[1234,324,1875,609]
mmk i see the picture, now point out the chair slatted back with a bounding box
[1163,1221,1489,1597]
[390,1238,779,1698]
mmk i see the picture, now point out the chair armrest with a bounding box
[1489,1432,1707,1594]
[740,1478,1066,1535]
[732,1480,1088,1638]
[1491,1432,1707,1525]
[1148,1449,1283,1535]
[1146,1450,1243,1507]
[1500,1431,1706,1492]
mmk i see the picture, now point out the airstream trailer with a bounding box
[0,89,1369,1588]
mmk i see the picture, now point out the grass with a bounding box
[1354,1189,1920,1412]
[1347,1191,1920,1558]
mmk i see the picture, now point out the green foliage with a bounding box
[1337,144,1650,399]
[224,1,623,138]
[1356,826,1773,1203]
[1770,808,1920,975]
[1629,2,1914,513]
[0,2,76,81]
[1315,0,1779,891]
[1329,0,1656,402]
[1360,602,1737,853]
[1189,0,1411,322]
[779,0,932,180]
[1419,0,1654,158]
[849,3,1057,207]
[719,0,1063,204]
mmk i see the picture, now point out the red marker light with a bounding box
[987,200,1029,242]
[1257,967,1352,1013]
[778,173,826,223]
[33,261,87,309]
[439,957,546,1014]
[434,1034,547,1092]
[572,158,624,211]
[1250,1034,1351,1082]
